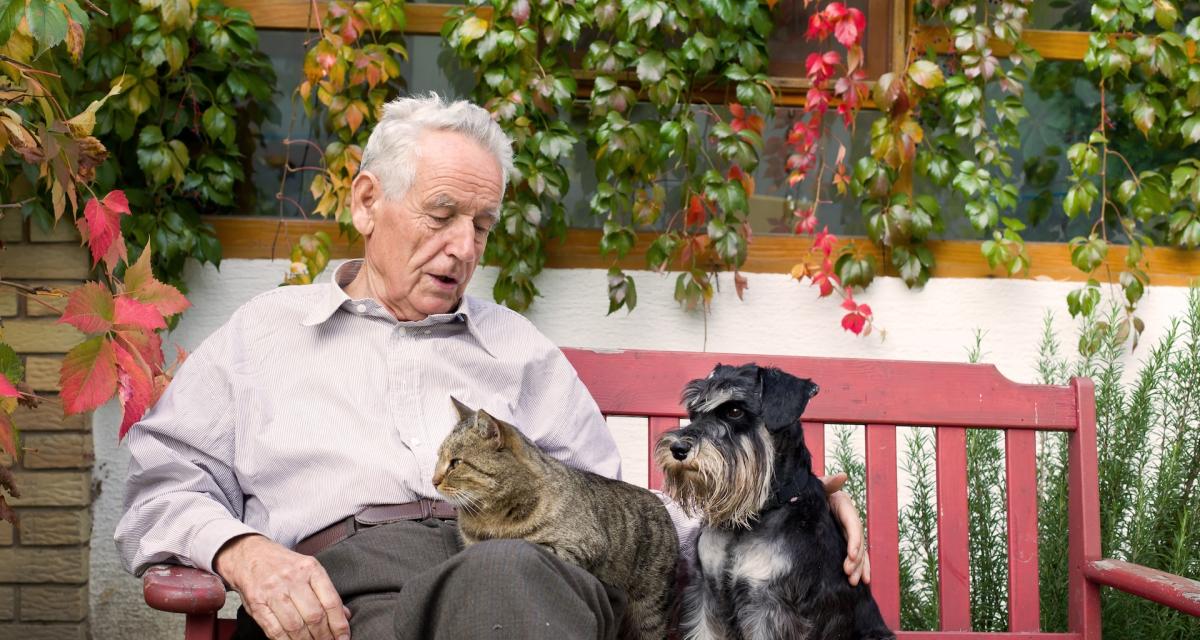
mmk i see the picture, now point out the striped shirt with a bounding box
[115,259,625,576]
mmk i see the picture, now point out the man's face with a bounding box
[352,130,503,320]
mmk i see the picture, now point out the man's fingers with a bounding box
[269,595,313,640]
[820,472,849,495]
[828,489,868,585]
[310,573,352,640]
[860,549,873,585]
[289,588,334,640]
[249,605,288,640]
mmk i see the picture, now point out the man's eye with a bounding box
[726,407,744,419]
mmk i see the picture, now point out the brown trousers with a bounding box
[233,518,627,639]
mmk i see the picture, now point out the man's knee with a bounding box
[457,539,552,578]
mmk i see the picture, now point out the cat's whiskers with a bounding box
[450,489,483,516]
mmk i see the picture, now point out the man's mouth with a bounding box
[430,273,459,287]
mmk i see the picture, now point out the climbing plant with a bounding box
[856,0,1199,350]
[0,0,274,524]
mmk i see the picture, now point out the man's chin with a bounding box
[414,291,463,317]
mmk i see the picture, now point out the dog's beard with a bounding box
[655,425,775,529]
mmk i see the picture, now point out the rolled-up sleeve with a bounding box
[115,324,259,576]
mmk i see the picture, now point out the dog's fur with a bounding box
[655,363,894,640]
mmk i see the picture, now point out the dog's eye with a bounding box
[725,407,744,419]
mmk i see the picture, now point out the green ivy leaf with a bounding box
[0,0,25,44]
[26,0,69,56]
[1186,16,1200,41]
[0,343,24,386]
[907,60,945,89]
[1064,181,1098,218]
[1069,235,1108,272]
[636,51,667,83]
[835,253,876,289]
[1182,116,1200,145]
[723,64,751,82]
[1066,284,1101,317]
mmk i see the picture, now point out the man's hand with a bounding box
[214,534,352,640]
[821,473,872,586]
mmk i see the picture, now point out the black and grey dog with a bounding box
[655,363,894,640]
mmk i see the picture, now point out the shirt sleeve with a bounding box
[114,322,260,576]
[516,338,624,482]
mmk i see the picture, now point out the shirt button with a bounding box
[397,327,407,336]
[355,304,366,313]
[412,438,422,447]
[423,329,432,335]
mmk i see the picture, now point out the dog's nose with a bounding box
[670,440,692,461]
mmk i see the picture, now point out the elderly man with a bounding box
[116,94,868,640]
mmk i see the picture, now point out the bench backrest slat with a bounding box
[565,349,1080,430]
[867,423,902,628]
[563,348,1102,638]
[802,421,825,476]
[1006,429,1042,631]
[936,427,972,630]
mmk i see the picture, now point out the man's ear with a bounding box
[350,171,382,237]
[759,367,820,433]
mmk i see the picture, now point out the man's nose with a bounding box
[445,217,478,261]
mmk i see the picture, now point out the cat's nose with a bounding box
[670,441,692,461]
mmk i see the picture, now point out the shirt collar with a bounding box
[301,259,497,359]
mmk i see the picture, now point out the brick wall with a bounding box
[1,212,94,640]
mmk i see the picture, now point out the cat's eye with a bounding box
[448,458,461,471]
[725,407,744,419]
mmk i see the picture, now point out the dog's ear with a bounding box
[759,367,820,433]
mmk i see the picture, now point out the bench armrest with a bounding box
[1085,558,1200,617]
[143,564,227,615]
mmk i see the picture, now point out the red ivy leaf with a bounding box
[813,227,839,256]
[806,13,831,40]
[60,336,119,415]
[841,311,867,334]
[114,343,154,440]
[0,375,19,398]
[734,272,749,301]
[124,244,191,317]
[686,195,706,227]
[113,297,166,332]
[77,191,131,268]
[118,330,165,379]
[824,2,849,21]
[834,9,865,47]
[58,282,115,334]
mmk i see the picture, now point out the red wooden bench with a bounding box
[143,348,1200,639]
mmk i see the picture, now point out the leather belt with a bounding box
[294,500,458,556]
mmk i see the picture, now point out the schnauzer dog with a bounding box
[655,363,894,640]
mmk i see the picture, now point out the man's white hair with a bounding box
[359,93,514,202]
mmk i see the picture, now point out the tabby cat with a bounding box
[432,397,679,640]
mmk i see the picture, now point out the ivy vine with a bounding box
[29,0,276,289]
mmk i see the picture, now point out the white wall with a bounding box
[89,258,1195,638]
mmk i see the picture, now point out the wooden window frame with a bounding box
[214,1,1200,283]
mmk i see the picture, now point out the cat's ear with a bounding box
[451,396,475,422]
[475,409,506,450]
